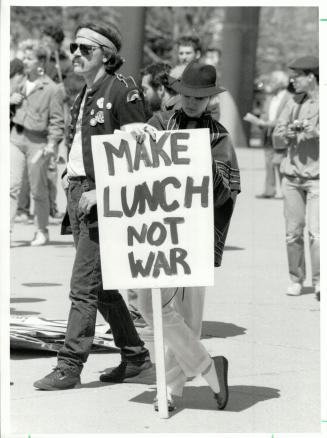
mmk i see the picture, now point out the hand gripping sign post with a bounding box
[92,129,214,418]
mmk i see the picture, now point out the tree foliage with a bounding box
[10,6,318,77]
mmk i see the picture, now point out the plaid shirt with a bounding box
[148,108,241,267]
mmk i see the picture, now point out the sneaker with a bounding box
[286,282,302,296]
[30,230,49,246]
[14,213,29,223]
[33,367,81,390]
[99,360,152,383]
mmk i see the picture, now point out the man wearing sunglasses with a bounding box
[34,22,151,391]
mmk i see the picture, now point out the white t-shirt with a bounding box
[67,94,87,177]
[25,79,36,96]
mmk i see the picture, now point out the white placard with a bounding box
[91,128,214,289]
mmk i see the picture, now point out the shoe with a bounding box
[213,356,229,410]
[153,395,176,412]
[286,283,302,296]
[314,284,320,301]
[124,362,156,384]
[14,213,29,223]
[30,230,49,246]
[33,367,81,390]
[99,360,152,383]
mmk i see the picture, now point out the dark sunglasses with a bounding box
[70,42,101,56]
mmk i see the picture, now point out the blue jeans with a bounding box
[282,176,320,286]
[57,178,149,372]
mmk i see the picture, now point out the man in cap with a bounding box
[273,56,319,300]
[34,22,151,390]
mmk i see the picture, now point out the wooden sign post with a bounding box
[92,129,214,418]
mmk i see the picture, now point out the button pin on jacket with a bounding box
[97,97,104,109]
[90,118,97,126]
[95,111,104,124]
[106,102,112,110]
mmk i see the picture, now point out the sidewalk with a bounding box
[9,148,320,434]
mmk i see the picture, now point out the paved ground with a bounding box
[9,148,322,436]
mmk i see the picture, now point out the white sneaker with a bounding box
[30,230,49,246]
[286,283,302,296]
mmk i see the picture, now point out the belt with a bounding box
[285,175,319,182]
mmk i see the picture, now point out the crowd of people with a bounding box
[10,19,319,413]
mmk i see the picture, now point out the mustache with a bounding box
[72,56,82,63]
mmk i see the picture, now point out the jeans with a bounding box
[263,146,284,197]
[135,286,210,397]
[10,127,50,232]
[282,176,320,286]
[57,179,149,372]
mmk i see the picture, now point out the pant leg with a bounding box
[137,288,211,379]
[165,287,206,396]
[305,179,320,287]
[264,146,276,196]
[10,141,27,231]
[47,159,59,217]
[25,136,50,231]
[17,163,31,215]
[282,176,306,284]
[58,181,148,372]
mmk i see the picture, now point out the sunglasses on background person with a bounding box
[70,42,102,57]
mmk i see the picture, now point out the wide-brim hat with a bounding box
[170,61,225,98]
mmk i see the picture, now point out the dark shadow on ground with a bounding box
[224,246,245,251]
[11,350,56,359]
[10,347,116,360]
[10,297,46,303]
[201,321,247,339]
[21,283,62,287]
[130,384,280,415]
[11,241,73,248]
[299,286,314,296]
[10,308,40,316]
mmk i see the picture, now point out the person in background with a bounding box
[244,70,292,198]
[131,61,240,411]
[34,21,151,391]
[202,47,222,71]
[10,58,33,224]
[176,35,202,66]
[273,56,319,300]
[141,62,179,115]
[171,39,247,148]
[41,24,74,220]
[10,39,65,245]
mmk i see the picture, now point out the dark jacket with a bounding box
[61,71,146,234]
[148,108,241,267]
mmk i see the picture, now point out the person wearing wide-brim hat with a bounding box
[133,61,241,411]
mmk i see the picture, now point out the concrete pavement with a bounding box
[9,148,321,435]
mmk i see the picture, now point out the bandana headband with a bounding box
[76,28,118,53]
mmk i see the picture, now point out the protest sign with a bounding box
[91,128,214,290]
